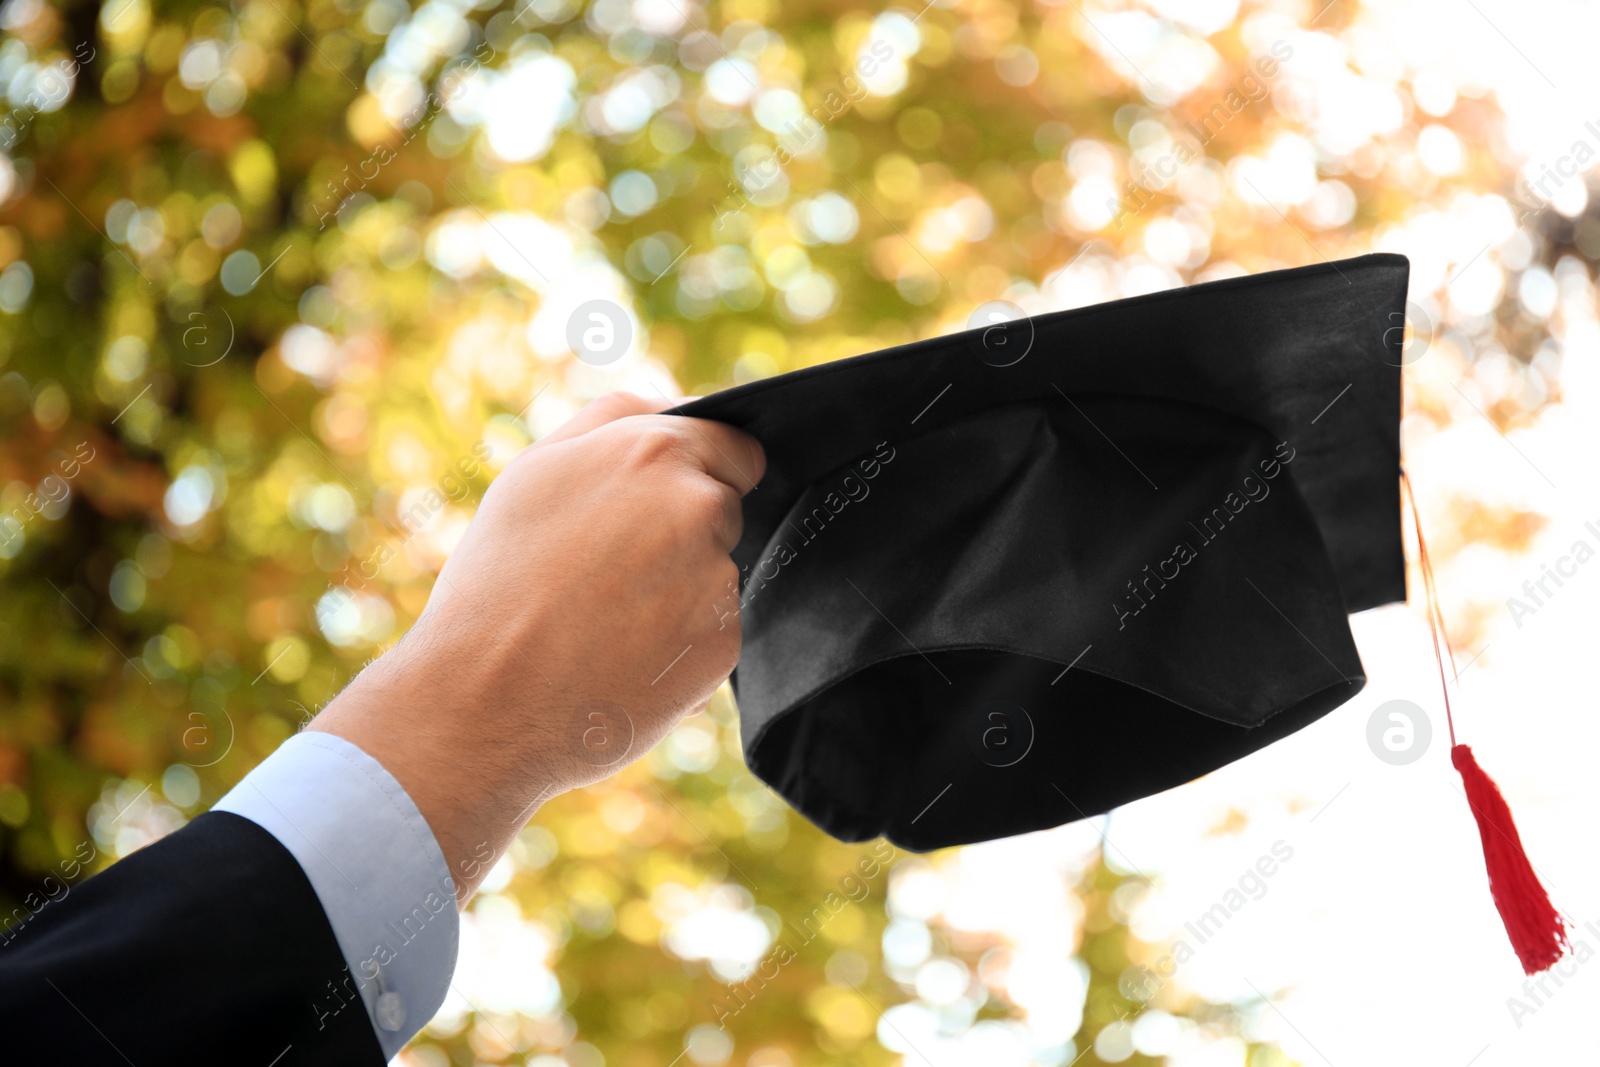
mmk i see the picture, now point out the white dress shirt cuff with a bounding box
[213,730,459,1061]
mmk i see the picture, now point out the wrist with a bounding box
[308,642,569,904]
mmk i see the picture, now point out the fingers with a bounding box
[530,397,766,551]
[542,394,766,494]
[535,391,676,449]
[667,417,767,496]
[598,415,761,550]
[707,480,744,553]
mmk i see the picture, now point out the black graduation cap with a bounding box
[677,251,1568,972]
[681,252,1406,848]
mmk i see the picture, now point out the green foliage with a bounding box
[12,0,1574,1062]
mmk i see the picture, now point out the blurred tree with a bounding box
[0,0,1586,1062]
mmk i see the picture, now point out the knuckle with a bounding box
[596,390,646,414]
[712,600,743,665]
[623,422,688,468]
[744,436,768,485]
[716,555,741,598]
[689,481,730,528]
[710,560,743,633]
[714,634,741,678]
[704,558,743,638]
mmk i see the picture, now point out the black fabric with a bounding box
[680,253,1409,850]
[0,811,384,1066]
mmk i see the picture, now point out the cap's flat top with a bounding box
[683,252,1408,613]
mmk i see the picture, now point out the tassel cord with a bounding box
[1400,469,1457,747]
[1399,467,1568,974]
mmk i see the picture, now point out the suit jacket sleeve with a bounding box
[0,809,387,1066]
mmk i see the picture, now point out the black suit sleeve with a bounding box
[0,811,386,1066]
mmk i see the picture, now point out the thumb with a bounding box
[532,390,692,449]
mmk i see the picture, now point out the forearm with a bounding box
[307,628,570,907]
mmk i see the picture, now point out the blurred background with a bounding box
[2,0,1599,1063]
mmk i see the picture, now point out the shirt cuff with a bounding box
[213,730,459,1061]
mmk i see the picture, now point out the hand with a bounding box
[309,392,765,903]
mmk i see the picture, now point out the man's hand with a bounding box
[309,392,764,902]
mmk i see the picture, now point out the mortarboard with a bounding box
[677,252,1567,974]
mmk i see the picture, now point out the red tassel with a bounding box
[1450,744,1569,974]
[1402,471,1569,975]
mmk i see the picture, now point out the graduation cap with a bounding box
[677,251,1567,973]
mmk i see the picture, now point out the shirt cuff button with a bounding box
[376,991,406,1032]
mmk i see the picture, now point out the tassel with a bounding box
[1450,744,1568,974]
[1402,471,1568,975]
